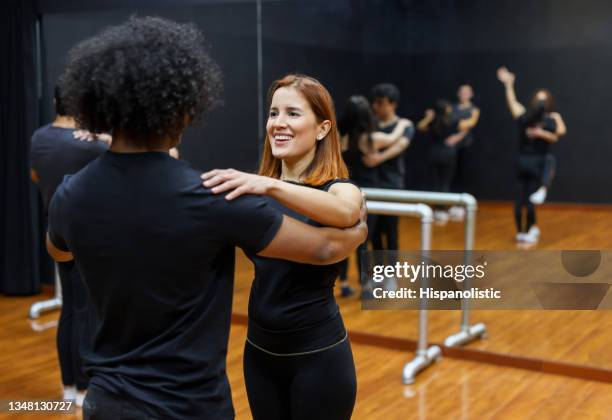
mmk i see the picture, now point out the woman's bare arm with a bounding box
[202,170,363,228]
[497,67,525,119]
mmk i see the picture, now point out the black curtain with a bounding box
[0,0,48,295]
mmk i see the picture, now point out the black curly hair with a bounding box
[59,16,222,147]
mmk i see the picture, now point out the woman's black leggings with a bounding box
[514,155,545,233]
[244,339,357,420]
[432,160,456,194]
[541,154,556,189]
[431,152,456,211]
[57,261,89,390]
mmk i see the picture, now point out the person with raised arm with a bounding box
[497,66,566,244]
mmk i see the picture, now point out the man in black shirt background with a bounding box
[364,84,413,293]
[31,85,109,406]
[46,17,366,420]
[31,86,110,211]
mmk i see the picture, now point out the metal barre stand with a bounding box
[363,189,487,349]
[28,263,62,319]
[366,201,441,384]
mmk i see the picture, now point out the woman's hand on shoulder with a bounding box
[201,169,277,200]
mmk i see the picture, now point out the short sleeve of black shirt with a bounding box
[320,178,359,194]
[403,123,415,141]
[30,125,109,213]
[246,178,359,343]
[212,194,283,254]
[377,119,413,189]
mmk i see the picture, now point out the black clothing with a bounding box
[243,339,356,420]
[57,260,89,390]
[372,215,398,251]
[83,384,160,420]
[542,154,556,189]
[342,140,378,188]
[49,151,283,420]
[515,155,545,232]
[371,119,413,254]
[514,113,557,232]
[517,114,557,155]
[30,124,108,213]
[30,123,106,391]
[372,217,398,253]
[451,104,478,192]
[338,213,377,285]
[428,120,459,194]
[244,179,357,419]
[451,104,477,148]
[246,179,352,353]
[340,134,377,282]
[376,120,414,189]
[431,160,456,195]
[428,120,459,164]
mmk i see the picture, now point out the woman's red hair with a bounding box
[258,74,348,186]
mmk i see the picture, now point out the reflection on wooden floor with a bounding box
[2,294,612,420]
[3,202,612,419]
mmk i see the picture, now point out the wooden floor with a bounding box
[3,202,612,418]
[2,295,612,420]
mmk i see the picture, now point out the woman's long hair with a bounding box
[258,74,348,186]
[338,95,375,155]
[431,99,452,137]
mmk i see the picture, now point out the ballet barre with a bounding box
[28,263,62,319]
[366,201,441,384]
[363,189,487,350]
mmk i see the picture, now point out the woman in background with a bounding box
[497,66,566,244]
[336,95,410,297]
[417,100,476,223]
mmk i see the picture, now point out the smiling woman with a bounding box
[266,85,331,178]
[260,74,348,185]
[202,74,363,420]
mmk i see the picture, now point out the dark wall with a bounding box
[41,2,261,173]
[38,0,612,202]
[260,0,612,203]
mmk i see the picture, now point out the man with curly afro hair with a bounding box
[46,16,367,420]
